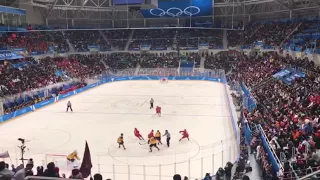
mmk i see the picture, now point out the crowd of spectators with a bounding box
[0,29,223,52]
[0,22,315,52]
[283,19,320,53]
[0,159,110,180]
[228,52,283,88]
[280,55,320,74]
[181,52,201,67]
[228,52,320,179]
[1,20,320,54]
[248,21,300,46]
[0,31,69,54]
[126,29,224,50]
[177,29,223,49]
[0,58,63,97]
[103,30,131,50]
[227,21,300,48]
[0,52,182,114]
[103,53,139,69]
[138,52,179,68]
[65,30,111,52]
[0,54,113,114]
[129,29,176,50]
[0,159,236,180]
[227,23,257,47]
[204,52,238,72]
[0,54,108,114]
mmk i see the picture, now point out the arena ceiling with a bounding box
[6,0,320,28]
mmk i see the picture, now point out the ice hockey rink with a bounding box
[0,80,238,180]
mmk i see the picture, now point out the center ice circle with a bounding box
[107,137,200,166]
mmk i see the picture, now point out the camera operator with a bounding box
[224,162,233,180]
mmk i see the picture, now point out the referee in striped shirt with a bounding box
[163,130,171,147]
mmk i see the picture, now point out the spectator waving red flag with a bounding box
[79,141,92,178]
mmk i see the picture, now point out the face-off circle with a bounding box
[107,136,200,166]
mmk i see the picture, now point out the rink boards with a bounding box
[0,76,224,123]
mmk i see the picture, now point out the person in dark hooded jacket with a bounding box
[42,162,59,178]
[204,173,212,180]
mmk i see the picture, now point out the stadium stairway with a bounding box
[99,30,113,50]
[250,77,274,91]
[100,59,109,70]
[246,148,263,180]
[200,56,205,69]
[280,22,303,46]
[125,29,134,51]
[172,33,178,50]
[245,25,263,45]
[61,30,75,52]
[223,29,228,49]
[134,64,141,76]
[66,38,75,52]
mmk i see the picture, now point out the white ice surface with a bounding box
[0,81,237,180]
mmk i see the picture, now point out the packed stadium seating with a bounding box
[1,19,320,180]
[102,30,131,51]
[177,29,223,49]
[228,52,320,179]
[64,30,111,52]
[227,20,302,49]
[284,19,320,54]
[0,31,69,54]
[129,29,176,50]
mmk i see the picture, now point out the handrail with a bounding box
[298,169,320,180]
[282,62,320,76]
[258,124,284,173]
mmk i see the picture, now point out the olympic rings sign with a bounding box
[149,6,201,17]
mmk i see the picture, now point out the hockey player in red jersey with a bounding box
[156,106,161,117]
[147,130,154,144]
[134,128,144,140]
[179,129,189,141]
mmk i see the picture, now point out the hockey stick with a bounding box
[139,142,148,145]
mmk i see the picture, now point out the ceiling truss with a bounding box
[29,0,320,25]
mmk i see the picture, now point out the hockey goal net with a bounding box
[45,154,73,174]
[160,77,168,83]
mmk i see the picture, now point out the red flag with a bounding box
[79,141,92,178]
